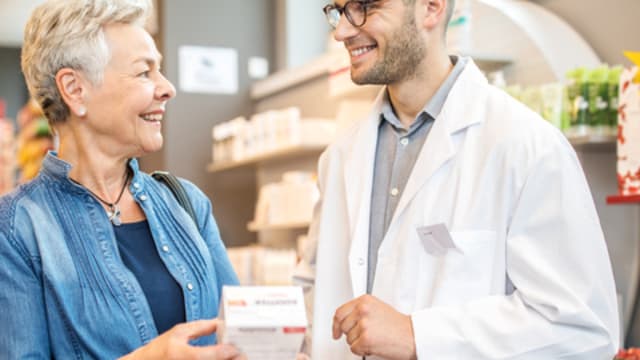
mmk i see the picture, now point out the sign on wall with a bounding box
[178,45,238,95]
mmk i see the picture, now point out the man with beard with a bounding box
[297,0,620,359]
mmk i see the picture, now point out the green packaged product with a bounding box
[587,66,609,129]
[562,86,572,130]
[539,83,564,129]
[566,68,588,128]
[608,66,623,129]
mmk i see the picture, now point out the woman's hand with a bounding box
[120,319,243,360]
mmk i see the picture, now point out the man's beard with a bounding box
[352,11,427,85]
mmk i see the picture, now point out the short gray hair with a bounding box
[21,0,151,125]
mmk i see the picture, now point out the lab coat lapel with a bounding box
[389,60,489,229]
[344,90,386,297]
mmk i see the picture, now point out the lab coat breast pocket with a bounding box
[417,230,499,308]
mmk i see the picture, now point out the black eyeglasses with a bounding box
[322,1,380,29]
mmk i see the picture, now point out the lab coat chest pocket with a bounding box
[418,230,498,307]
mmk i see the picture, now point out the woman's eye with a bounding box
[138,70,150,78]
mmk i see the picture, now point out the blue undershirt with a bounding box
[113,220,186,335]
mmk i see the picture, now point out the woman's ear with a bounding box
[55,68,87,118]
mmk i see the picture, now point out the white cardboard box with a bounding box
[218,286,307,360]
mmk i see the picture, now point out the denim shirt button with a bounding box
[139,194,148,201]
[187,283,194,291]
[133,182,140,189]
[161,245,169,253]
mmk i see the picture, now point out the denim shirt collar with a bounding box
[41,151,142,188]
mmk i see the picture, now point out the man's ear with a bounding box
[55,68,87,117]
[418,0,447,31]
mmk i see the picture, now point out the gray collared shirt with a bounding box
[367,56,468,293]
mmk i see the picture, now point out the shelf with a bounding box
[207,134,614,173]
[247,221,310,232]
[207,143,327,173]
[566,134,616,152]
[465,52,513,73]
[607,195,640,205]
[250,52,512,100]
[251,52,340,100]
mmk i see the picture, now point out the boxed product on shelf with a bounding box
[616,52,640,196]
[211,107,336,165]
[212,116,247,164]
[226,245,298,286]
[227,246,255,285]
[253,171,319,227]
[565,65,621,138]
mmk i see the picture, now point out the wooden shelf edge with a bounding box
[250,52,513,100]
[466,52,513,72]
[566,134,616,145]
[565,134,616,152]
[607,195,640,205]
[207,143,328,173]
[250,52,340,100]
[247,221,310,232]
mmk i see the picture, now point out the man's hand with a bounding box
[332,295,417,359]
[120,319,244,360]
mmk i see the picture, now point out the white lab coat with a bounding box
[307,59,619,359]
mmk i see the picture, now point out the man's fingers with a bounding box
[340,310,362,343]
[332,300,356,339]
[349,331,372,357]
[333,295,366,340]
[332,296,372,339]
[345,319,363,345]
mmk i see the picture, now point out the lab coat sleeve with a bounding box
[292,149,329,356]
[411,138,620,359]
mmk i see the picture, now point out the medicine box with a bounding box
[218,286,307,360]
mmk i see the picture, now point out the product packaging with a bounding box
[616,52,640,196]
[587,66,610,136]
[566,67,589,136]
[218,286,307,360]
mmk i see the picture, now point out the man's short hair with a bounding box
[403,0,456,30]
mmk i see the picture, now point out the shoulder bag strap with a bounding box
[151,171,198,227]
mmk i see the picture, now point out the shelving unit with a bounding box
[566,134,617,151]
[607,195,640,205]
[250,50,512,101]
[207,143,327,173]
[247,221,310,232]
[207,133,615,174]
[468,53,513,73]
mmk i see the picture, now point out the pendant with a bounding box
[107,204,122,226]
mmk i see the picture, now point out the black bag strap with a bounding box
[151,171,198,226]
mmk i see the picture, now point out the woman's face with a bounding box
[83,23,175,157]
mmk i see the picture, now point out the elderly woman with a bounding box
[0,0,242,359]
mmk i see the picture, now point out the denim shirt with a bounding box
[0,152,239,359]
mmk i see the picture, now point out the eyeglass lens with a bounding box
[324,1,367,29]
